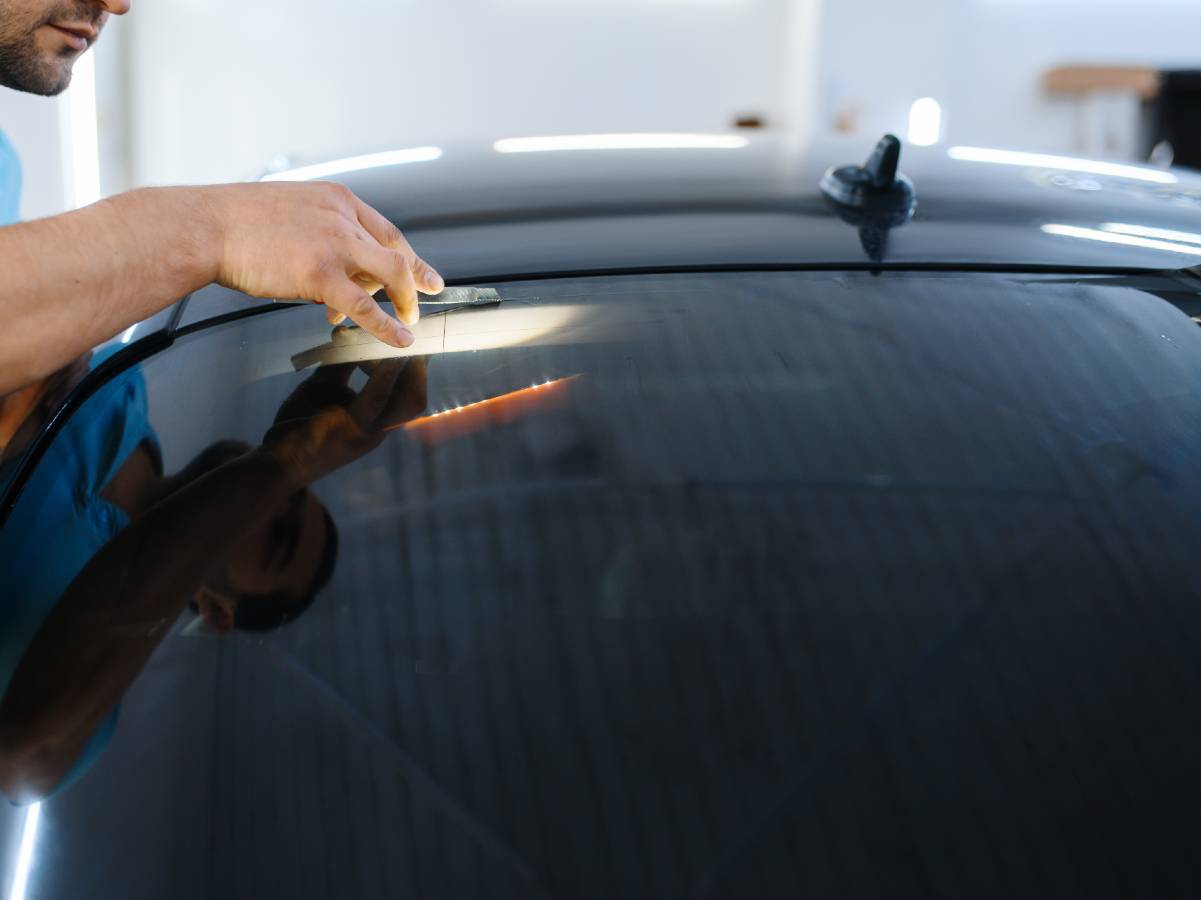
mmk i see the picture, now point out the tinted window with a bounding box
[4,271,1201,898]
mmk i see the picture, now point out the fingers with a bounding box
[324,279,414,349]
[353,195,408,251]
[350,241,420,325]
[327,307,347,326]
[349,358,406,429]
[409,253,445,297]
[353,196,445,295]
[350,357,428,432]
[392,356,429,422]
[272,364,356,426]
[304,363,355,391]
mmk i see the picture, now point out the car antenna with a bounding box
[820,134,917,262]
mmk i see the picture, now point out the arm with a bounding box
[0,182,445,396]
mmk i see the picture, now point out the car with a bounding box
[3,131,1201,898]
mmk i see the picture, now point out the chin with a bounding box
[0,45,75,96]
[24,68,72,96]
[38,55,76,95]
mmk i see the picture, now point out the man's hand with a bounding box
[205,183,444,348]
[0,180,443,395]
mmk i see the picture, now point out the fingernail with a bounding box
[428,271,445,293]
[394,323,415,346]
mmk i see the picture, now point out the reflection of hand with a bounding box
[206,182,444,345]
[263,358,428,486]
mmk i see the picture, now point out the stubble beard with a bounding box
[0,2,98,96]
[0,36,75,96]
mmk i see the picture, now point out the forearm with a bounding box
[0,179,443,397]
[0,187,220,395]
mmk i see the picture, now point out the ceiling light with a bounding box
[908,98,942,147]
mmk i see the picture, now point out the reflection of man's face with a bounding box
[0,0,128,95]
[223,488,330,598]
[192,487,332,631]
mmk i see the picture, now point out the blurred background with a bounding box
[3,0,1201,219]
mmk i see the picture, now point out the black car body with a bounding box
[3,134,1201,898]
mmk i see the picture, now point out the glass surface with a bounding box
[4,271,1201,898]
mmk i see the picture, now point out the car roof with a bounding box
[262,132,1201,280]
[162,132,1201,338]
[10,132,1201,516]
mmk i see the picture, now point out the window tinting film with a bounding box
[6,271,1201,899]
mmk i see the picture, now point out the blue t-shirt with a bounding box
[0,128,20,224]
[0,349,160,798]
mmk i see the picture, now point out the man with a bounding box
[0,0,442,397]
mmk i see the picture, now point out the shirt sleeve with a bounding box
[0,128,22,225]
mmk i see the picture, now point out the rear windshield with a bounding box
[3,270,1201,898]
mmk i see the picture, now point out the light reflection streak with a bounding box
[494,133,749,153]
[9,802,41,900]
[1041,223,1201,256]
[1101,222,1201,246]
[263,147,443,182]
[399,376,580,445]
[949,146,1178,185]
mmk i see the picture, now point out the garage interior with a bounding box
[4,0,1201,897]
[3,0,1201,220]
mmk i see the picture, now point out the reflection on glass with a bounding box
[1101,222,1201,247]
[0,352,92,486]
[1042,223,1201,256]
[948,145,1178,185]
[0,356,430,803]
[5,274,1201,897]
[493,133,750,153]
[261,147,443,182]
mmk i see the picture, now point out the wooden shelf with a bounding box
[1044,66,1161,100]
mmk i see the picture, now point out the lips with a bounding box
[46,22,96,51]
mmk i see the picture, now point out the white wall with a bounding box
[0,88,67,220]
[951,1,1201,153]
[12,0,1201,216]
[0,14,130,220]
[95,17,133,198]
[126,0,794,187]
[816,0,1201,155]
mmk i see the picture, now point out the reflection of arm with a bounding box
[0,447,300,804]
